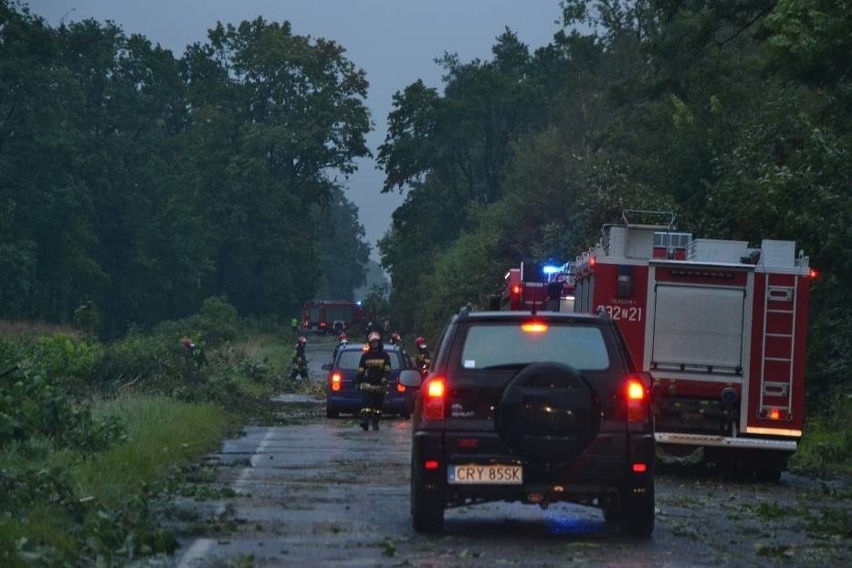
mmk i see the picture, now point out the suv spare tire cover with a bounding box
[496,362,601,465]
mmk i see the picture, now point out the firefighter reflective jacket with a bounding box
[357,347,390,392]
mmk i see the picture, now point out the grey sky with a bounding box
[24,0,565,259]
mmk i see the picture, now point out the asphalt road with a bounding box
[165,339,850,567]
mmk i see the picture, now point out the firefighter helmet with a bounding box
[338,332,348,342]
[297,336,307,345]
[415,336,426,347]
[390,332,401,344]
[367,331,381,344]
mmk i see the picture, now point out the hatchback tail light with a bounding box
[423,377,446,420]
[330,372,342,392]
[626,375,650,422]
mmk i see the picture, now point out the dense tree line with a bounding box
[0,2,371,337]
[377,0,851,403]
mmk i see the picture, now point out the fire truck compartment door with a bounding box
[652,284,745,371]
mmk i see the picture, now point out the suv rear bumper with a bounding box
[412,430,654,504]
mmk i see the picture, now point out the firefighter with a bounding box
[390,332,414,368]
[180,336,207,369]
[289,336,309,380]
[365,320,383,341]
[357,331,390,431]
[333,332,349,359]
[414,336,431,378]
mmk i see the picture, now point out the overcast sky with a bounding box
[24,0,565,260]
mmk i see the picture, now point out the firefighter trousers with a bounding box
[359,391,384,429]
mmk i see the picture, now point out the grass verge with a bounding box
[790,394,852,478]
[0,395,232,567]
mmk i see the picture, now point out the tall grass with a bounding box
[0,395,232,566]
[791,394,852,477]
[77,396,231,505]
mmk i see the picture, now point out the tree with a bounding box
[179,17,371,319]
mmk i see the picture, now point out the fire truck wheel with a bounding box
[495,362,600,465]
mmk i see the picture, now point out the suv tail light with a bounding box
[423,377,446,420]
[626,375,650,422]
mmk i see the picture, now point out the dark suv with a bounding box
[399,308,655,537]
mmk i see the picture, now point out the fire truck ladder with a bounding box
[759,274,798,419]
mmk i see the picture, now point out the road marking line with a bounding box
[175,428,276,567]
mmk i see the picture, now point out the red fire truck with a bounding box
[498,263,576,312]
[301,300,364,334]
[573,210,814,479]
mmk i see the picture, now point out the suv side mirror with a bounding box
[399,369,422,388]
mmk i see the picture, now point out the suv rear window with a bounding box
[459,323,611,371]
[336,348,404,371]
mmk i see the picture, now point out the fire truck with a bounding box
[496,262,576,312]
[573,211,814,479]
[301,300,364,334]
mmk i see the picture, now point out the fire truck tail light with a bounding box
[330,372,342,392]
[809,268,819,279]
[512,285,521,295]
[760,408,791,421]
[397,383,406,393]
[632,463,648,473]
[424,460,440,470]
[423,378,446,420]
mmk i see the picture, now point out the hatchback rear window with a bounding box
[336,348,403,371]
[459,324,611,371]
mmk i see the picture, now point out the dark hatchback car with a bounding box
[400,308,655,537]
[324,344,411,419]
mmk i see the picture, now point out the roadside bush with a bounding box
[792,392,852,476]
[152,296,241,348]
[88,332,177,393]
[0,367,124,452]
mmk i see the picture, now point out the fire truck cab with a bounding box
[574,211,813,479]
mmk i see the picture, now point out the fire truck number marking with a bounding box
[598,305,643,322]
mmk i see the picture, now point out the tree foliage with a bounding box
[0,4,371,336]
[376,0,852,401]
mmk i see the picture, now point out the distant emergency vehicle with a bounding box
[301,300,364,334]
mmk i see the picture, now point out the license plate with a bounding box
[447,464,523,485]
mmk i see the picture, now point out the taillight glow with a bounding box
[626,377,649,422]
[330,372,342,392]
[512,285,521,295]
[424,460,440,470]
[423,378,446,420]
[769,408,780,420]
[521,322,548,333]
[627,380,645,401]
[632,463,648,473]
[427,379,445,398]
[809,268,818,279]
[397,383,406,393]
